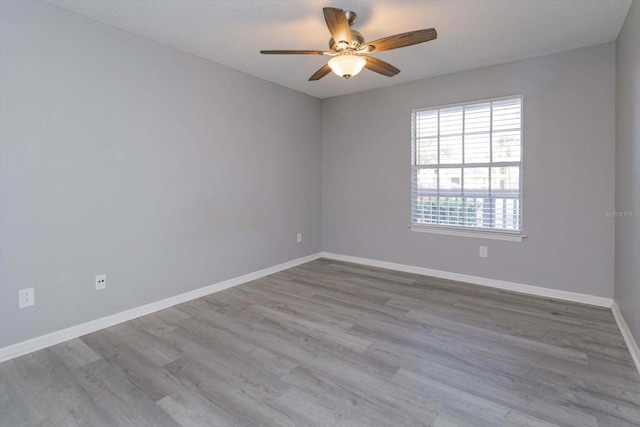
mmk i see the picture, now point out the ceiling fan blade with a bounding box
[323,7,351,46]
[363,28,437,52]
[260,50,328,55]
[309,64,332,81]
[363,56,400,77]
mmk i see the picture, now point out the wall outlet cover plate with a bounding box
[19,288,34,308]
[96,274,106,290]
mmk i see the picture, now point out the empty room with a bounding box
[1,0,639,426]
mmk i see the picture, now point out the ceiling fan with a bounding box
[260,7,437,81]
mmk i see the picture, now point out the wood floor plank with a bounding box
[168,318,292,401]
[73,359,179,426]
[48,338,103,370]
[107,321,182,367]
[81,330,186,403]
[2,258,638,426]
[246,304,373,353]
[406,308,591,365]
[391,368,573,427]
[370,339,627,426]
[133,307,192,337]
[0,359,64,426]
[280,366,437,426]
[164,357,300,427]
[268,387,345,427]
[156,390,236,427]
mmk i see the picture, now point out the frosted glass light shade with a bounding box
[328,55,366,78]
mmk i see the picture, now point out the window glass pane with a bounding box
[439,168,461,195]
[416,137,438,165]
[492,98,521,131]
[440,135,462,164]
[464,133,490,163]
[492,130,521,162]
[440,106,463,135]
[416,168,438,194]
[416,110,438,137]
[491,166,519,194]
[463,167,489,197]
[464,102,490,133]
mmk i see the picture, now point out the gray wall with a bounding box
[322,43,616,298]
[615,0,640,345]
[0,1,322,348]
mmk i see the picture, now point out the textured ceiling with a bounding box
[43,0,632,99]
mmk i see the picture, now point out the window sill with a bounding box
[409,224,525,242]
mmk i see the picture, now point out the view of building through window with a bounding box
[411,95,522,233]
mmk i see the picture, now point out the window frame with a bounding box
[410,94,525,242]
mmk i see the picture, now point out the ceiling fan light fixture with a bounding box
[328,54,366,79]
[261,7,437,81]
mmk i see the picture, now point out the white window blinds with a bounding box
[411,95,523,234]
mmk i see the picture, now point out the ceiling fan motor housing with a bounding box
[329,30,365,52]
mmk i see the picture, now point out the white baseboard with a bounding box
[4,251,634,375]
[320,252,614,308]
[611,301,640,375]
[0,252,323,363]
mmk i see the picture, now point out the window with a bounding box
[411,95,523,238]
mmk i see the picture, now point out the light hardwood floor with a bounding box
[1,259,639,426]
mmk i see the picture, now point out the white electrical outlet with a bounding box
[95,274,106,290]
[19,288,34,308]
[479,246,488,258]
[297,232,302,243]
